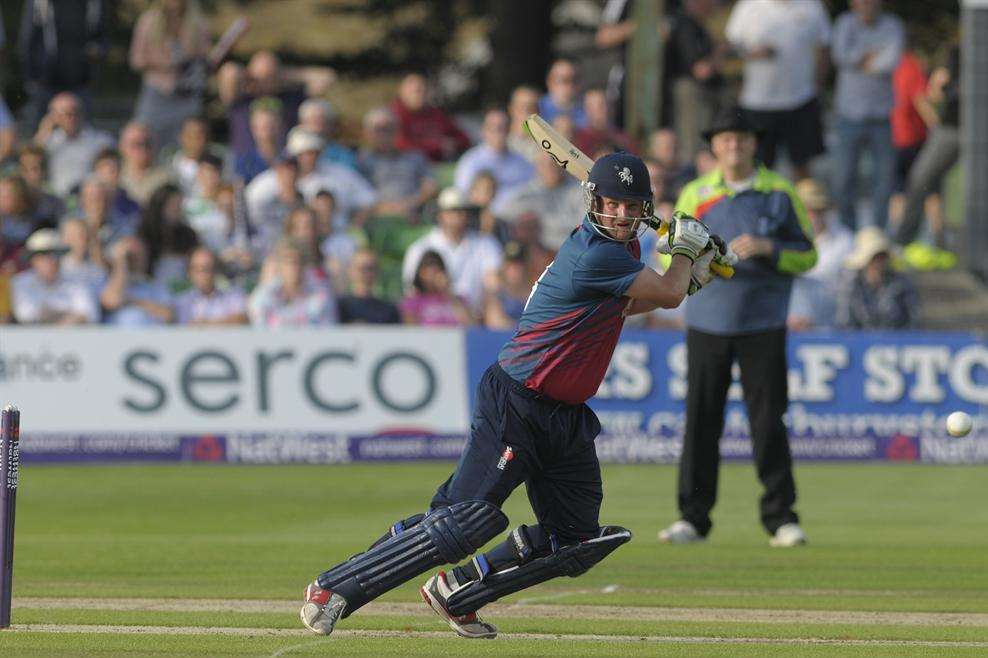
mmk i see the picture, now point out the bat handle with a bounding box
[649,214,735,279]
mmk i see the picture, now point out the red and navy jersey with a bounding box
[498,216,644,404]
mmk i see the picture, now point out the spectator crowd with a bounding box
[0,0,959,331]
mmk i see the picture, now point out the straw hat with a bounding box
[25,228,67,256]
[844,227,892,270]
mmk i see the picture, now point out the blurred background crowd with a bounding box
[0,0,971,331]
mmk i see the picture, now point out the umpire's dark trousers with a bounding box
[678,327,799,537]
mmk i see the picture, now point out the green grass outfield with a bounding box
[1,462,987,656]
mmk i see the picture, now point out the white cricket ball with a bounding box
[946,411,973,437]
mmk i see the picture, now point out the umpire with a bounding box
[659,107,816,547]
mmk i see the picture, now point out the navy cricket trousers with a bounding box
[431,363,603,544]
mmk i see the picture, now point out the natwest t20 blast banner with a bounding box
[467,329,988,464]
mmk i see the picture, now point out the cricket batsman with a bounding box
[300,152,723,638]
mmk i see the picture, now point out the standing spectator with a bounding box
[129,0,212,151]
[245,154,302,253]
[889,40,938,226]
[483,241,531,329]
[893,44,960,265]
[34,92,114,196]
[119,121,176,205]
[838,226,917,328]
[337,248,400,324]
[18,0,106,131]
[658,108,816,547]
[175,246,248,325]
[217,50,335,160]
[574,88,637,158]
[664,0,727,161]
[538,59,587,128]
[137,183,199,287]
[454,108,534,209]
[12,228,99,324]
[234,98,284,184]
[168,116,222,195]
[390,73,470,163]
[831,0,903,231]
[247,237,337,327]
[92,148,141,231]
[787,179,853,330]
[496,153,585,251]
[357,107,437,221]
[17,145,65,227]
[594,0,636,127]
[400,250,472,326]
[183,154,231,252]
[298,98,359,171]
[506,85,541,163]
[59,217,106,295]
[0,175,42,247]
[725,0,831,179]
[100,236,174,325]
[402,187,503,313]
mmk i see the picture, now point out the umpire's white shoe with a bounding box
[658,519,705,544]
[769,523,807,548]
[421,571,497,639]
[300,581,347,635]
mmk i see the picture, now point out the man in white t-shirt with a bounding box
[12,229,100,324]
[402,188,503,312]
[725,0,831,179]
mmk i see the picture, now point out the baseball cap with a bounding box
[285,127,326,157]
[25,228,67,255]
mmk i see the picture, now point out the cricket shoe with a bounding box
[421,571,497,639]
[300,581,347,635]
[658,519,705,544]
[769,523,807,548]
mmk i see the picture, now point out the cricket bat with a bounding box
[523,114,734,279]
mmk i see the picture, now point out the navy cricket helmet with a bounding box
[584,151,653,242]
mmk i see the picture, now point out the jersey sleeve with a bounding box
[572,241,644,298]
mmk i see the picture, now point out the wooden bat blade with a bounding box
[524,114,594,182]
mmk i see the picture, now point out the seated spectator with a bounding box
[467,170,507,240]
[358,106,437,222]
[338,249,400,324]
[298,98,359,171]
[454,108,534,209]
[400,250,472,326]
[248,237,337,327]
[245,153,302,254]
[100,236,175,326]
[837,227,917,329]
[168,116,223,195]
[234,98,284,184]
[12,229,99,325]
[175,247,248,325]
[402,187,502,312]
[312,190,358,291]
[483,242,531,329]
[574,88,637,157]
[218,50,335,160]
[391,73,470,162]
[288,127,376,228]
[34,92,114,196]
[60,218,107,295]
[258,205,330,286]
[647,128,696,198]
[538,59,587,128]
[496,153,585,250]
[510,212,556,286]
[506,85,541,163]
[119,121,176,205]
[17,145,65,227]
[0,175,42,247]
[92,148,142,232]
[137,184,199,288]
[787,179,854,330]
[694,147,717,177]
[183,154,232,252]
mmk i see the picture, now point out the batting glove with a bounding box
[666,211,710,262]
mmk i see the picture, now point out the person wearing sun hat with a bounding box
[837,226,917,329]
[11,228,99,324]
